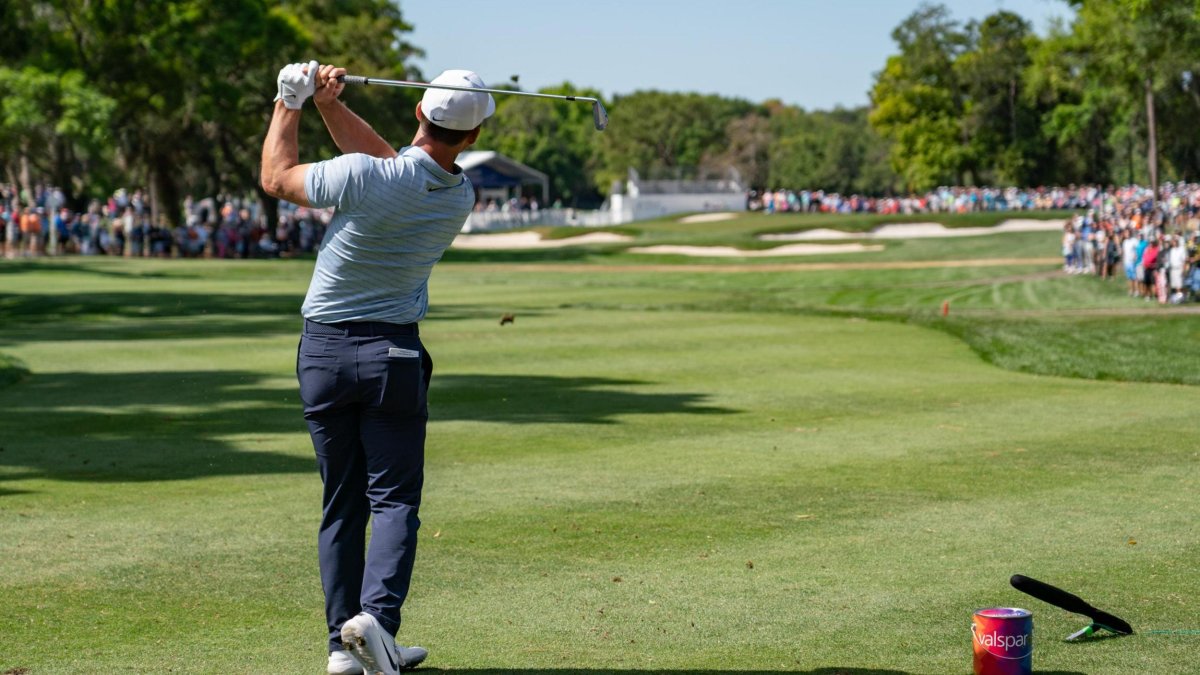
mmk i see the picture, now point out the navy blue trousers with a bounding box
[297,319,431,652]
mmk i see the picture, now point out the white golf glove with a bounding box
[275,60,319,110]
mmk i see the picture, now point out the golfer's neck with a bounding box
[410,134,460,173]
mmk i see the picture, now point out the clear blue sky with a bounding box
[403,0,1071,110]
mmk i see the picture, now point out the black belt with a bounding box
[304,319,419,337]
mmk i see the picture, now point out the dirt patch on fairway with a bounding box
[460,257,1063,274]
[760,218,1068,242]
[629,243,884,258]
[677,212,739,223]
[452,231,632,249]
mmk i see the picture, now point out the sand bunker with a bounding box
[628,243,883,258]
[452,231,632,250]
[760,218,1067,242]
[677,212,739,224]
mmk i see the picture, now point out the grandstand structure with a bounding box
[609,168,747,223]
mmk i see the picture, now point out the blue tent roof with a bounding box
[456,151,549,202]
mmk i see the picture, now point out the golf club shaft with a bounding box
[337,74,600,105]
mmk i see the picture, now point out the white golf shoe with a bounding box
[340,612,428,674]
[328,649,364,675]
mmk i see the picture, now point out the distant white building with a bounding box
[608,168,747,223]
[458,154,747,231]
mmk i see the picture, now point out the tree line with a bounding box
[871,0,1200,194]
[3,1,1199,223]
[1,0,422,226]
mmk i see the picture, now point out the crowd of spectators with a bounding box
[1059,184,1200,304]
[746,184,1200,216]
[6,181,1200,305]
[1,183,332,260]
[750,182,1200,304]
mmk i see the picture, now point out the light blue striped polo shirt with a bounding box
[301,146,474,324]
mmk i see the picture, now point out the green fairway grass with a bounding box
[1,224,1197,673]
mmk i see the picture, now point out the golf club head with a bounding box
[1066,624,1096,642]
[592,100,609,131]
[1091,609,1134,635]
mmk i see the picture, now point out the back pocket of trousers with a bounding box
[379,347,425,415]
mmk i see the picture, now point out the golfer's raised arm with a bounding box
[261,62,315,206]
[261,102,312,206]
[314,64,398,160]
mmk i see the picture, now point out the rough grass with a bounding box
[930,314,1200,385]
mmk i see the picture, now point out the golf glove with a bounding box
[275,60,319,110]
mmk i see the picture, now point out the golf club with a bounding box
[1010,574,1134,639]
[337,74,609,131]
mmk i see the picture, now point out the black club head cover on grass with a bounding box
[1011,574,1134,638]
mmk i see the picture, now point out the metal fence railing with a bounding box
[462,208,618,232]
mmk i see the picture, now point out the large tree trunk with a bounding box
[146,176,158,257]
[46,137,75,256]
[51,137,73,204]
[17,140,34,207]
[1145,78,1158,204]
[1009,78,1018,145]
[4,162,17,196]
[215,128,278,234]
[1127,126,1135,186]
[150,153,182,228]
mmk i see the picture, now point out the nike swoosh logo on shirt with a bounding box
[427,183,459,192]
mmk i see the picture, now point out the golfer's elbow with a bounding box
[261,164,311,207]
[261,171,284,200]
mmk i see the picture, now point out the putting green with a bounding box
[0,256,1196,674]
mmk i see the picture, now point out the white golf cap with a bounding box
[420,70,496,131]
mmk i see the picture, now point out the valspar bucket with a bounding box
[972,607,1033,675]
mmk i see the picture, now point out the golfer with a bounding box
[261,60,494,675]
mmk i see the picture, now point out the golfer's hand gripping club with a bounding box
[276,60,319,110]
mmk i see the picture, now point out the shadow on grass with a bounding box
[0,291,535,344]
[432,374,736,424]
[0,369,311,484]
[420,667,907,672]
[0,353,28,388]
[0,259,185,279]
[0,291,301,321]
[420,662,1089,667]
[441,247,610,264]
[0,369,732,485]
